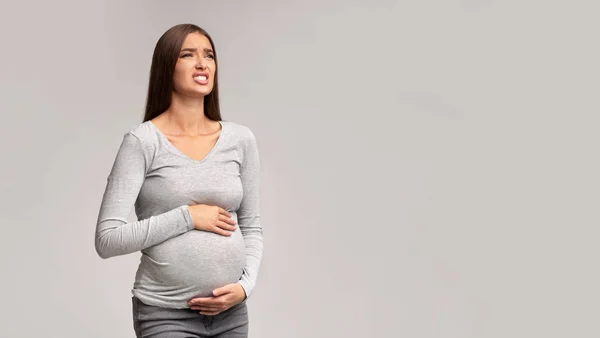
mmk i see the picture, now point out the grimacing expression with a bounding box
[172,32,216,98]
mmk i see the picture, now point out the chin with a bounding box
[198,90,213,97]
[186,89,213,98]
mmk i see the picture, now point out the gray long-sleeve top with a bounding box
[95,120,263,309]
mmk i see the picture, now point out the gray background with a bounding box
[1,0,598,337]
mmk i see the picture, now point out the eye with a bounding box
[206,54,215,59]
[181,53,193,58]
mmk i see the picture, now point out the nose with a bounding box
[195,61,208,70]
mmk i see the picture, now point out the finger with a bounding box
[190,305,219,310]
[191,305,220,311]
[200,309,222,316]
[190,297,229,309]
[211,226,232,237]
[218,214,236,226]
[218,207,232,218]
[216,220,236,231]
[212,285,232,297]
[189,298,219,306]
[189,301,221,308]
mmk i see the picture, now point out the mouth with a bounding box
[193,72,209,85]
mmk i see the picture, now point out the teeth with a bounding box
[195,76,207,81]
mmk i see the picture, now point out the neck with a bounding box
[163,93,214,136]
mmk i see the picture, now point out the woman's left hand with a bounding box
[188,283,247,315]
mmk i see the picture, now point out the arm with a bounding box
[95,132,194,259]
[236,129,264,299]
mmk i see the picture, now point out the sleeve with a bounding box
[236,129,264,299]
[95,132,194,259]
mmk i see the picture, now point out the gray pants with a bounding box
[132,297,249,337]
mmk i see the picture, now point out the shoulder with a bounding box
[223,120,257,145]
[222,121,259,161]
[117,121,159,163]
[125,121,156,142]
[118,121,159,152]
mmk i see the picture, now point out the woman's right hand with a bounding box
[188,204,237,236]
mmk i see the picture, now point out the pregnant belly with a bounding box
[140,227,246,297]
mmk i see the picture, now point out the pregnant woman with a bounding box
[94,23,263,337]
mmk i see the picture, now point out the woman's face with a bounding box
[172,32,216,98]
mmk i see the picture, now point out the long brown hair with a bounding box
[143,24,221,122]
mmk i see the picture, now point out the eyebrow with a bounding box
[180,48,214,54]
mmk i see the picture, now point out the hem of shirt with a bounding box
[131,290,190,309]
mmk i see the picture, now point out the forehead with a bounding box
[181,32,212,49]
